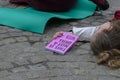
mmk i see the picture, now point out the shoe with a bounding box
[90,0,109,10]
[112,10,120,21]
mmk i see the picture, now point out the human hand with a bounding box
[53,31,73,39]
[53,31,64,39]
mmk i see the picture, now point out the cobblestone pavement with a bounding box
[0,0,120,80]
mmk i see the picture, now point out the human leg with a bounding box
[90,0,109,10]
[10,0,77,12]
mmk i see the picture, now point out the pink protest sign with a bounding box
[45,32,79,54]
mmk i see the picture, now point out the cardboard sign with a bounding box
[45,32,79,54]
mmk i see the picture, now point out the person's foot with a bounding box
[113,10,120,21]
[90,0,109,10]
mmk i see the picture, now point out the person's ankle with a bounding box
[90,0,109,11]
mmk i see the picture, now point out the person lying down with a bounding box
[53,17,120,68]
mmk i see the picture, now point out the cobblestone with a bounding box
[0,0,120,80]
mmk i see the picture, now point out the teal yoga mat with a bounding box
[0,0,96,34]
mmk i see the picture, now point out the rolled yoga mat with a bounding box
[0,0,96,34]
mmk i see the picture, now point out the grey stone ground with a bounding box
[0,0,120,80]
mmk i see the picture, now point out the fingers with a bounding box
[53,31,64,39]
[52,31,73,39]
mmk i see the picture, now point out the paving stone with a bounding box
[28,64,47,71]
[0,34,10,40]
[29,55,48,63]
[25,70,52,79]
[48,75,99,80]
[11,67,28,73]
[0,0,120,80]
[28,36,40,42]
[0,27,8,33]
[15,37,28,42]
[0,38,16,45]
[0,62,13,69]
[8,73,27,80]
[22,32,33,36]
[0,70,11,78]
